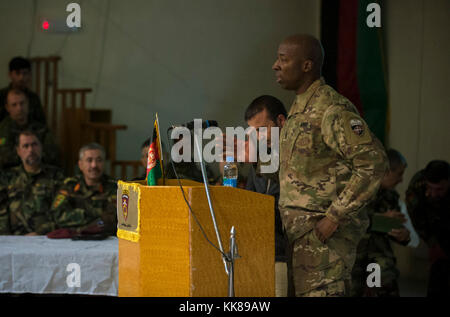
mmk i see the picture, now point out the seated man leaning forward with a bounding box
[51,143,118,236]
[0,130,64,235]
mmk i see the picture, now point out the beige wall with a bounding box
[0,0,320,162]
[385,0,450,283]
[385,0,450,199]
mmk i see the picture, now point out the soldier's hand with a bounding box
[383,210,406,223]
[216,132,256,163]
[315,217,338,243]
[388,228,410,242]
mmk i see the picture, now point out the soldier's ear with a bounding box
[302,60,314,73]
[277,114,286,128]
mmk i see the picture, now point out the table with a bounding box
[0,236,118,296]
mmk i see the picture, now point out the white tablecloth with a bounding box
[0,236,118,296]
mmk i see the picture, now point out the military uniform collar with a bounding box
[288,77,325,116]
[18,163,45,177]
[6,116,31,130]
[77,173,109,193]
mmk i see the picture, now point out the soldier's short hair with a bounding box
[14,130,41,148]
[9,57,31,72]
[6,87,28,104]
[79,143,106,160]
[386,149,407,171]
[244,95,287,124]
[424,160,449,184]
[141,138,151,149]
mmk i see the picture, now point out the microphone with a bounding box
[168,119,218,131]
[184,119,218,130]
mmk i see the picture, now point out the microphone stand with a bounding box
[193,129,238,297]
[228,226,236,297]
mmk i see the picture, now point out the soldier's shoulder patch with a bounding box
[52,193,67,209]
[58,189,69,196]
[63,177,77,185]
[341,111,372,145]
[0,137,6,146]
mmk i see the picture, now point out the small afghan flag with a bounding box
[146,113,164,186]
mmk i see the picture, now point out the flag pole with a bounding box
[155,113,165,185]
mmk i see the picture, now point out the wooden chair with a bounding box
[57,89,93,175]
[81,122,127,162]
[30,56,133,178]
[111,160,144,180]
[29,56,61,132]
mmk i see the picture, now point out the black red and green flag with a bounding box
[321,0,388,144]
[146,113,164,186]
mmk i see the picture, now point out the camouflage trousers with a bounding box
[351,251,400,297]
[291,225,365,297]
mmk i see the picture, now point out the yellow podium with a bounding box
[117,179,275,297]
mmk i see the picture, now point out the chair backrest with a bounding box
[29,56,61,132]
[111,160,144,180]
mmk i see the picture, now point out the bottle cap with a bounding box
[226,156,234,163]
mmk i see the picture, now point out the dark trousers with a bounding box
[427,258,450,297]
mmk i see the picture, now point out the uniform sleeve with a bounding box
[0,144,20,169]
[50,181,87,229]
[82,183,118,236]
[0,173,11,235]
[34,169,66,235]
[102,189,118,236]
[321,107,388,224]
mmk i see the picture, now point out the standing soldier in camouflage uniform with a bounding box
[406,160,450,296]
[51,143,118,236]
[351,149,411,297]
[0,88,60,169]
[0,130,64,235]
[272,34,387,297]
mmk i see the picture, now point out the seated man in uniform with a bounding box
[51,143,118,236]
[243,95,290,297]
[0,130,64,235]
[351,149,411,297]
[131,138,150,181]
[0,57,46,124]
[406,160,450,297]
[0,87,60,169]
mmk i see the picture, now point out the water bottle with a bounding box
[223,156,238,187]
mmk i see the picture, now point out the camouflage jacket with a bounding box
[0,164,64,235]
[359,189,405,261]
[279,78,387,242]
[406,170,450,255]
[51,174,118,236]
[0,117,60,169]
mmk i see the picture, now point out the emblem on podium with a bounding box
[122,190,129,221]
